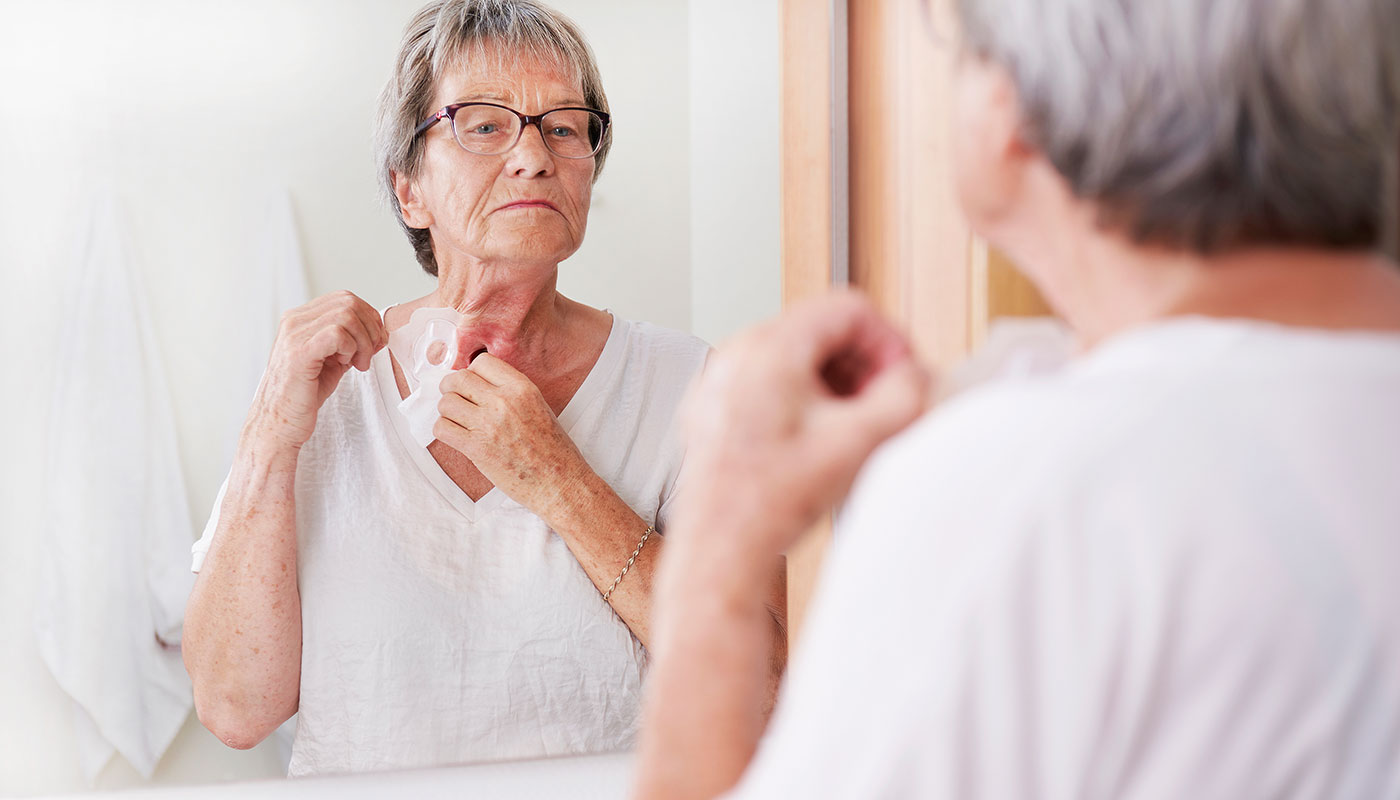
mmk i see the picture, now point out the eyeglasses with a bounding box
[414,102,611,159]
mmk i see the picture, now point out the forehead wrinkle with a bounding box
[440,39,582,92]
[435,47,586,112]
[450,89,587,108]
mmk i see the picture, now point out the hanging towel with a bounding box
[33,195,197,783]
[219,188,312,469]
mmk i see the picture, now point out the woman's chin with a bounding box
[443,225,580,268]
[488,243,576,267]
[506,233,578,264]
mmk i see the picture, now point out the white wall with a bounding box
[689,0,782,345]
[0,0,776,794]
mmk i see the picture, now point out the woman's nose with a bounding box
[505,124,555,177]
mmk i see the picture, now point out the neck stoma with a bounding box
[431,258,568,361]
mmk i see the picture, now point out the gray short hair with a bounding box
[955,0,1400,255]
[374,0,612,277]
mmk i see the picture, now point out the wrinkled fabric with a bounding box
[34,196,195,782]
[193,314,708,776]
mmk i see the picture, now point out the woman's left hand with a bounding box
[433,353,589,518]
[670,290,932,560]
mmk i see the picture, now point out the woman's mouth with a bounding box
[499,200,558,212]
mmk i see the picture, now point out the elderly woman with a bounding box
[182,0,785,777]
[637,0,1400,797]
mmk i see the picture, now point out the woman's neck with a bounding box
[417,257,572,371]
[994,162,1400,347]
[1066,237,1400,345]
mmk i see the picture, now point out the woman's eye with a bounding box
[471,124,498,135]
[549,127,575,138]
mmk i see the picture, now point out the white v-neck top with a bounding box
[192,315,709,776]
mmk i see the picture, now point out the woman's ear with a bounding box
[392,170,434,229]
[951,58,1034,233]
[987,63,1039,168]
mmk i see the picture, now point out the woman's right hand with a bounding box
[187,293,382,748]
[245,290,388,449]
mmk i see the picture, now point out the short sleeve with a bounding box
[650,345,712,535]
[190,475,230,573]
[653,445,687,534]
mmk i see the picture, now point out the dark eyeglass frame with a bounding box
[413,101,612,159]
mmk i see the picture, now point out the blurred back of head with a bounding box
[955,0,1400,256]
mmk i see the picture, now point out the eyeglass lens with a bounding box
[452,105,604,158]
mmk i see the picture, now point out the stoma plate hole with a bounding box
[426,340,449,366]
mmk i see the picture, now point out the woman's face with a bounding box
[399,46,596,271]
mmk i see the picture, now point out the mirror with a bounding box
[0,0,780,794]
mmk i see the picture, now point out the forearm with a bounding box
[543,467,788,689]
[634,523,780,800]
[541,469,659,648]
[183,427,303,747]
[632,290,927,797]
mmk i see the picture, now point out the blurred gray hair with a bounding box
[374,0,612,277]
[955,0,1400,255]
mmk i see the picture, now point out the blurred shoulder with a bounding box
[844,358,1186,537]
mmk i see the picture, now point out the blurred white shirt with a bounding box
[734,317,1400,799]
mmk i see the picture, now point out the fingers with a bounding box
[796,291,929,468]
[344,295,389,353]
[780,290,912,381]
[328,293,383,371]
[814,356,932,467]
[254,291,386,449]
[431,414,470,451]
[439,367,495,406]
[434,361,519,446]
[433,376,487,454]
[465,352,525,389]
[766,289,914,401]
[436,390,479,428]
[305,322,359,371]
[280,293,379,368]
[664,290,933,558]
[341,316,376,372]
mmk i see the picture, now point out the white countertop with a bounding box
[41,752,635,799]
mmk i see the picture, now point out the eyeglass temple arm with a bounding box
[413,108,449,138]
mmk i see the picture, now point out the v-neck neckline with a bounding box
[371,309,627,522]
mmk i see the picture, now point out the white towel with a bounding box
[33,195,196,783]
[220,188,312,468]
